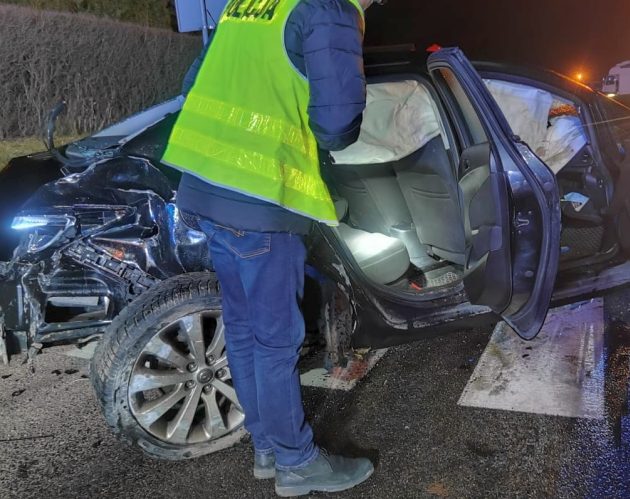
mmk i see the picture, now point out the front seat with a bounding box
[333,199,410,285]
[393,136,466,265]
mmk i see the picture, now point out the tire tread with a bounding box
[89,272,238,460]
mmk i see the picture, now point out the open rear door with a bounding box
[428,48,561,339]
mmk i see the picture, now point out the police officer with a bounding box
[164,0,382,495]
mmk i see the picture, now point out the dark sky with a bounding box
[364,0,630,81]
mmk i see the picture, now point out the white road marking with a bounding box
[459,298,605,419]
[62,339,387,393]
[300,349,388,391]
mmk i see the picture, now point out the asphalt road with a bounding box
[1,291,629,499]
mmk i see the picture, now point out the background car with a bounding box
[1,48,630,459]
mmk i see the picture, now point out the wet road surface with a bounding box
[1,289,629,498]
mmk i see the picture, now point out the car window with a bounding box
[484,79,588,174]
[597,95,630,154]
[435,67,488,146]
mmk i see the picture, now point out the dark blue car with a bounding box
[2,48,630,459]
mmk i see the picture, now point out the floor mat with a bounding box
[560,224,604,262]
[424,266,462,288]
[389,263,462,293]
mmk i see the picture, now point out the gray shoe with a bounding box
[275,450,374,497]
[254,452,276,480]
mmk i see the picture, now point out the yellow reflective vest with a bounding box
[162,0,364,225]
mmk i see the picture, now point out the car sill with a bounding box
[552,260,630,303]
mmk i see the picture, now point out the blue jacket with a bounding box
[176,0,366,234]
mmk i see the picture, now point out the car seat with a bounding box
[327,162,431,268]
[333,198,410,285]
[393,136,466,265]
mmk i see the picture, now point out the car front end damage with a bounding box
[0,154,210,363]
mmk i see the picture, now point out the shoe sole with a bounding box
[254,468,276,480]
[274,466,374,497]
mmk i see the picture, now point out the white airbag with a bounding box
[484,79,553,151]
[331,80,441,165]
[485,79,589,174]
[537,116,588,174]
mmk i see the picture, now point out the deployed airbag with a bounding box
[537,116,587,174]
[485,79,588,174]
[484,79,553,151]
[331,80,441,165]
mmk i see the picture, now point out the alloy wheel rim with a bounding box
[128,311,244,445]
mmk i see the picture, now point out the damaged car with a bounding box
[2,47,630,459]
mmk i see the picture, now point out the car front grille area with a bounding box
[44,295,110,323]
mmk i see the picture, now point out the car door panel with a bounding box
[429,48,561,340]
[458,143,512,312]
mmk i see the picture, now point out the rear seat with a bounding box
[337,225,410,285]
[326,161,413,234]
[326,78,465,276]
[326,162,429,267]
[333,199,410,285]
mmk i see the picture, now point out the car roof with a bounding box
[363,47,597,101]
[473,61,597,99]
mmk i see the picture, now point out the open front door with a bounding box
[428,48,561,339]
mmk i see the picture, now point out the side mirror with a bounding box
[42,100,94,169]
[44,99,67,154]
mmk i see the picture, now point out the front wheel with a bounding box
[90,272,246,460]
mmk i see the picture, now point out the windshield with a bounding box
[597,94,630,156]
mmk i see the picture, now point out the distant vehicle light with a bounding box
[607,93,617,98]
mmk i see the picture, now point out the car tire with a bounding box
[90,272,246,460]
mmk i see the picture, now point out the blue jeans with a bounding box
[197,218,318,470]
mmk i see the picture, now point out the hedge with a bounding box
[1,0,173,28]
[0,4,200,139]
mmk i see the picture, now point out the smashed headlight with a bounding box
[11,213,76,253]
